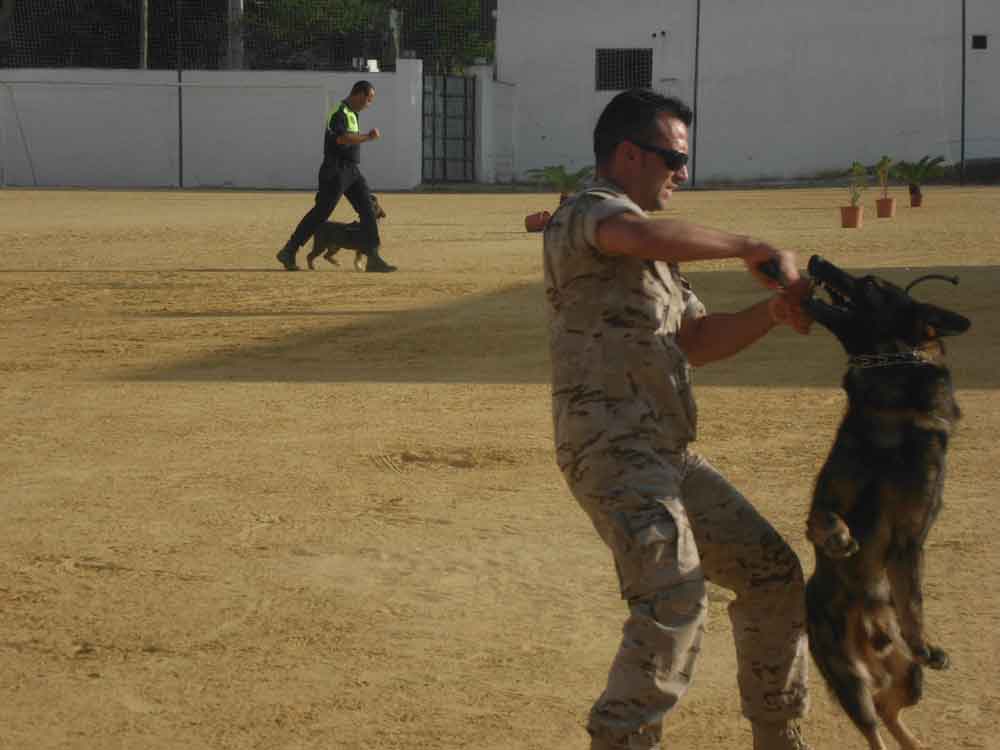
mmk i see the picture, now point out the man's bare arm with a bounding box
[336,128,380,146]
[676,302,775,367]
[677,280,813,366]
[594,211,799,287]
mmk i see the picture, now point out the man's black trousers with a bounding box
[287,163,380,254]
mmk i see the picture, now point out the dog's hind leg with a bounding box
[307,234,326,270]
[322,247,341,266]
[807,590,888,750]
[886,538,949,670]
[306,244,320,270]
[875,659,926,750]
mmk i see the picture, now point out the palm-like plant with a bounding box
[846,161,868,208]
[892,156,946,200]
[523,165,595,202]
[871,155,893,200]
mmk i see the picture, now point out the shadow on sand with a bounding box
[124,266,996,389]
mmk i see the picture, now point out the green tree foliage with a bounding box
[243,0,493,73]
[245,0,387,39]
[403,0,493,72]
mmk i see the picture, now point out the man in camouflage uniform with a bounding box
[542,89,814,750]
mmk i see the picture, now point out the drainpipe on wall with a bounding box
[960,0,966,185]
[140,0,148,69]
[691,0,701,189]
[177,0,184,188]
[227,0,244,71]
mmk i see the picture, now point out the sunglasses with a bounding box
[629,140,689,171]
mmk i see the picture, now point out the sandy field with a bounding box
[1,186,998,750]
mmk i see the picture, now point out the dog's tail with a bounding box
[805,577,892,735]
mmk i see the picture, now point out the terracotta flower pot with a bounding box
[876,197,896,218]
[840,206,863,229]
[525,210,551,233]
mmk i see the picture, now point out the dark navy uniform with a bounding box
[279,100,384,269]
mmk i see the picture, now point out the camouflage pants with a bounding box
[569,451,809,750]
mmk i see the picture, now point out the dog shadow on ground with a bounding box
[125,266,998,389]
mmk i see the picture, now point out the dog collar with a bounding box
[848,351,932,369]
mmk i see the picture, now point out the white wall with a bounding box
[492,80,517,183]
[496,0,696,178]
[0,60,423,190]
[495,0,999,184]
[470,65,496,183]
[696,0,962,182]
[967,1,1000,161]
[0,69,180,187]
[3,5,995,189]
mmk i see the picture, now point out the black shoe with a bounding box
[365,256,397,273]
[276,246,299,271]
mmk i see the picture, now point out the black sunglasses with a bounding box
[629,140,689,171]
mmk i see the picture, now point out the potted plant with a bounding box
[872,155,896,218]
[524,164,595,204]
[841,161,867,228]
[523,164,595,232]
[892,155,946,208]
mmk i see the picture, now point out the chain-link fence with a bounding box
[0,0,495,74]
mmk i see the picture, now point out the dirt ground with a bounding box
[1,186,998,750]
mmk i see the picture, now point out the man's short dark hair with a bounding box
[351,80,375,96]
[594,89,693,166]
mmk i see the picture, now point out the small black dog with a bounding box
[306,193,387,271]
[802,255,970,750]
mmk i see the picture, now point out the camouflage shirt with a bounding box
[542,180,707,488]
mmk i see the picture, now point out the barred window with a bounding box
[596,49,653,91]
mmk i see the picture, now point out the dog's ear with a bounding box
[919,303,971,337]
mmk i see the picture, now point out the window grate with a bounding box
[596,48,653,91]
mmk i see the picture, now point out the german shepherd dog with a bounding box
[306,193,387,271]
[801,255,970,750]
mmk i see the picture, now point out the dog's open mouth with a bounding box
[803,255,859,320]
[802,254,971,353]
[810,278,852,311]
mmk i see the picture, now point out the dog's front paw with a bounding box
[921,645,950,670]
[808,514,859,559]
[822,530,860,559]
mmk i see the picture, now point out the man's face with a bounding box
[630,113,690,211]
[353,88,376,111]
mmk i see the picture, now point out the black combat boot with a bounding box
[276,241,299,271]
[365,252,397,273]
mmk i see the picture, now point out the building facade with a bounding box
[492,0,999,185]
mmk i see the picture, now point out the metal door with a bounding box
[422,74,475,182]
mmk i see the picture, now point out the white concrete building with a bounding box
[1,3,996,188]
[0,61,424,190]
[491,0,1000,185]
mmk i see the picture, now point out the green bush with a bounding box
[523,165,595,195]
